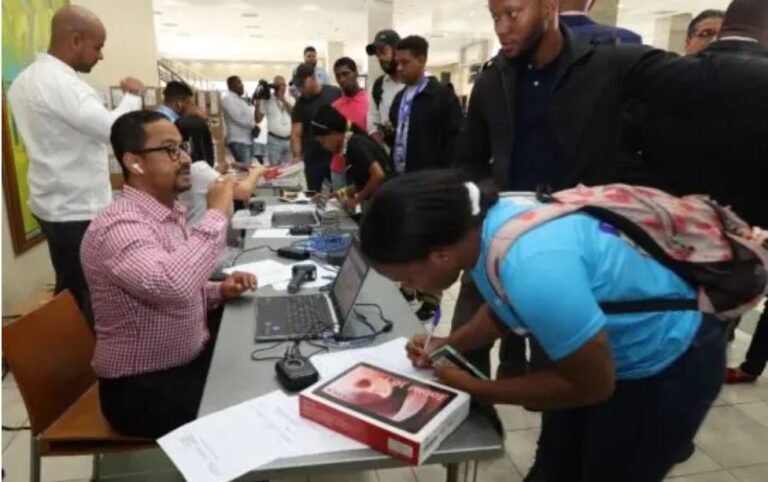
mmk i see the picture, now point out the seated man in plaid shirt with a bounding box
[81,111,256,438]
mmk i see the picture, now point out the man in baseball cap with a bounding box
[365,29,404,149]
[366,29,401,56]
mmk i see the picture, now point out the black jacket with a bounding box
[456,27,664,191]
[627,40,768,227]
[389,76,464,172]
[176,115,215,167]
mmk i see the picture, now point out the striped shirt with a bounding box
[81,186,227,378]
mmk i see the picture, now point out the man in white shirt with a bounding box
[255,76,293,166]
[8,5,144,325]
[221,75,258,165]
[365,30,405,149]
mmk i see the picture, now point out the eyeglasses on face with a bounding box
[131,141,191,161]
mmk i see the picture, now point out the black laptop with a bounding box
[254,241,369,341]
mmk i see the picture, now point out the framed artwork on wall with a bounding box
[2,0,69,254]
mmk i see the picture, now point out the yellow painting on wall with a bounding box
[2,0,69,254]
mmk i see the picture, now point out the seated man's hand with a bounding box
[220,271,257,299]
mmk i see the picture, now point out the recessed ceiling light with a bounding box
[250,34,263,38]
[242,12,260,18]
[177,32,191,37]
[246,25,261,29]
[301,4,320,12]
[153,11,163,15]
[162,22,178,27]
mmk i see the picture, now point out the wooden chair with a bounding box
[2,291,154,482]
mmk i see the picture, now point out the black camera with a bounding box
[253,79,276,100]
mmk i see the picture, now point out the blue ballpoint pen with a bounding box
[423,307,441,355]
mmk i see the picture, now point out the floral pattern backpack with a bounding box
[486,184,768,320]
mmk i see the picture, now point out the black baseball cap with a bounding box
[366,29,400,56]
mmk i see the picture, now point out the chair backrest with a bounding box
[2,291,96,436]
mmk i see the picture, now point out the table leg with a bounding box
[446,462,460,482]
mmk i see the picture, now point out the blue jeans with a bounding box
[266,136,291,166]
[535,314,726,482]
[331,170,347,191]
[227,142,254,164]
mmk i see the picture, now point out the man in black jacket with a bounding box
[626,0,768,401]
[628,0,768,229]
[452,2,666,479]
[389,35,463,173]
[452,0,663,379]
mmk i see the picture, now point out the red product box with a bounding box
[299,362,470,465]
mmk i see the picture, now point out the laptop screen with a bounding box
[332,242,369,325]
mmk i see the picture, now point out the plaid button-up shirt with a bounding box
[81,186,227,378]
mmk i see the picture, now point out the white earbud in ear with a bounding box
[132,163,144,174]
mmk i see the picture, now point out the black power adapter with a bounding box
[275,356,319,392]
[276,246,310,260]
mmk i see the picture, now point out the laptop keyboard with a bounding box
[256,295,334,340]
[273,212,317,226]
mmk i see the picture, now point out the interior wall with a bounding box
[1,209,54,314]
[72,0,160,87]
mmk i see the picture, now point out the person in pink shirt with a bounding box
[80,111,256,438]
[330,57,369,189]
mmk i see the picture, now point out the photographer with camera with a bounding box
[254,75,293,166]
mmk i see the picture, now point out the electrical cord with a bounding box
[230,245,277,267]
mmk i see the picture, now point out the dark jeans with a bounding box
[227,141,254,164]
[98,307,223,438]
[304,156,331,192]
[742,307,768,377]
[537,315,726,482]
[35,217,94,327]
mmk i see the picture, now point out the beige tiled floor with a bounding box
[3,295,767,481]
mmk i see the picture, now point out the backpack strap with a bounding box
[486,201,583,301]
[372,75,385,110]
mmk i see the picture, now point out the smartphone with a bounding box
[428,345,489,380]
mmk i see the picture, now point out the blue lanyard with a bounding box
[393,77,429,172]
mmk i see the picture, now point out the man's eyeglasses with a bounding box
[132,141,191,161]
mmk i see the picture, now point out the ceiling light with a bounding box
[242,12,260,17]
[177,32,191,37]
[246,25,261,29]
[153,11,163,15]
[250,34,264,38]
[301,4,320,12]
[162,22,178,27]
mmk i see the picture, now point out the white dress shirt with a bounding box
[221,93,256,145]
[260,97,292,138]
[8,53,142,222]
[177,161,221,226]
[367,74,405,135]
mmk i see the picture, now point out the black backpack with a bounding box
[372,75,385,110]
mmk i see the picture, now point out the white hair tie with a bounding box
[464,182,481,216]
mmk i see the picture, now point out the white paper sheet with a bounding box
[311,337,433,382]
[159,391,365,482]
[222,259,292,288]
